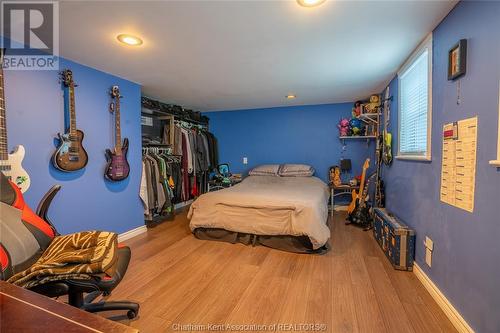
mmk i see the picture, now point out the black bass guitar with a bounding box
[105,86,130,181]
[52,69,88,172]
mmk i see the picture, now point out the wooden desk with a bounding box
[329,184,359,216]
[0,281,138,333]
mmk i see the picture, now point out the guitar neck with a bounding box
[68,84,77,136]
[358,171,367,199]
[0,58,8,160]
[114,97,122,154]
[356,160,371,208]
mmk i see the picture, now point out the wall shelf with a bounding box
[339,135,377,145]
[359,113,381,124]
[339,135,377,139]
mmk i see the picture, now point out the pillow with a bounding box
[248,164,280,176]
[278,164,315,177]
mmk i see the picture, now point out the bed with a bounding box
[188,173,330,254]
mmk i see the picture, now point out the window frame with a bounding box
[396,33,433,161]
[490,81,500,167]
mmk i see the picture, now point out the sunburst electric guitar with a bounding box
[0,49,30,192]
[53,69,88,172]
[347,158,370,226]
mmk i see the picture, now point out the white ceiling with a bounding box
[59,0,456,111]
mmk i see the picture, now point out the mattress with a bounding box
[188,175,330,249]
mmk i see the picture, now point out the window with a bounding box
[397,34,432,161]
[490,81,500,167]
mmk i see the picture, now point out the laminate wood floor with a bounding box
[106,209,456,333]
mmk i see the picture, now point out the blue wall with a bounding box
[205,103,375,183]
[4,58,144,235]
[383,2,500,332]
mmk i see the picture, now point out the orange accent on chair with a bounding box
[0,245,9,270]
[9,181,55,239]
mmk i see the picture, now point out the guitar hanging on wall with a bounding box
[52,69,88,172]
[0,49,31,192]
[105,85,130,181]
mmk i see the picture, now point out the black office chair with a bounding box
[0,172,139,319]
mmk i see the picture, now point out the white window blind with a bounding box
[398,35,432,160]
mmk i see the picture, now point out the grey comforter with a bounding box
[188,175,330,249]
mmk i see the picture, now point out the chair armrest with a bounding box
[36,185,62,236]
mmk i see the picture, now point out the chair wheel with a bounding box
[127,310,137,319]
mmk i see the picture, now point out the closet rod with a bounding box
[174,120,208,130]
[143,143,172,147]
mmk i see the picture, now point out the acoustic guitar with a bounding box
[347,158,371,226]
[104,86,130,181]
[52,69,88,172]
[0,49,31,192]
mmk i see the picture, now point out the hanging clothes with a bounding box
[201,132,211,170]
[141,112,218,225]
[154,121,220,204]
[181,133,190,202]
[139,161,149,214]
[141,149,182,222]
[181,128,193,174]
[196,132,209,172]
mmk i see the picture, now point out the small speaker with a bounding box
[340,159,352,172]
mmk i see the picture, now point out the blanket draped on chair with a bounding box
[7,231,118,288]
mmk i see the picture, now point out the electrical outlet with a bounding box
[424,236,433,267]
[425,248,432,267]
[243,157,248,165]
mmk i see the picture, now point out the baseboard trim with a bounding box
[118,225,148,243]
[119,200,193,243]
[413,263,474,333]
[174,199,193,210]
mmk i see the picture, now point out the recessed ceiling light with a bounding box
[117,34,143,46]
[286,94,297,99]
[297,0,326,7]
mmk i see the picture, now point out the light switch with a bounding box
[425,236,434,251]
[243,157,248,165]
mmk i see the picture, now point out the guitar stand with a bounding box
[345,216,373,231]
[346,222,373,231]
[362,224,373,232]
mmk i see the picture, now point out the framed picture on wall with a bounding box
[448,39,467,80]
